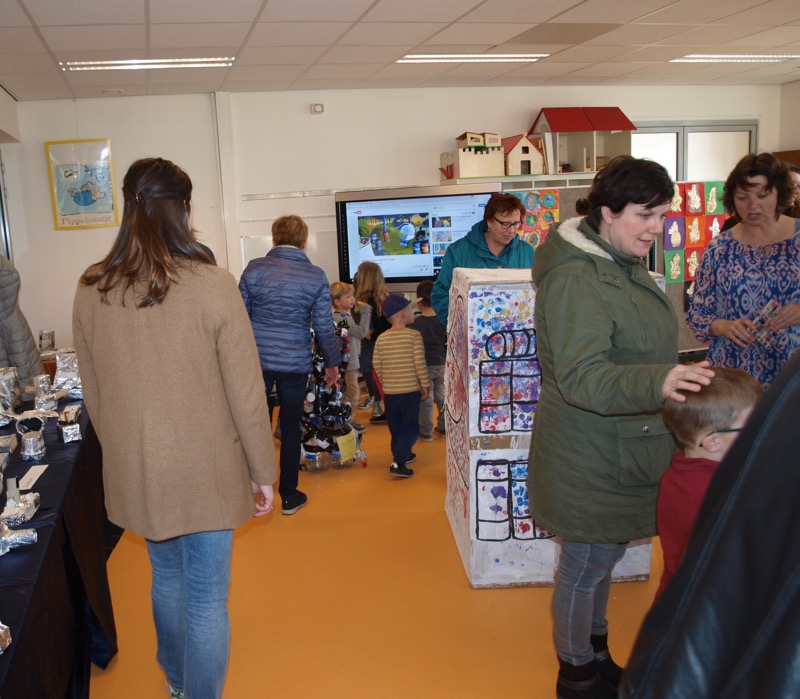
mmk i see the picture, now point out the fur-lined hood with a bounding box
[532,216,645,290]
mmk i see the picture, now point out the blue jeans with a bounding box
[384,391,421,465]
[263,369,307,499]
[146,530,234,699]
[419,364,445,434]
[551,540,628,665]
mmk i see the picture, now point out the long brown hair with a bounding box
[353,261,388,308]
[80,157,215,307]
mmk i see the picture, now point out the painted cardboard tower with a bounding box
[445,267,652,588]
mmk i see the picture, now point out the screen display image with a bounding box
[335,183,501,284]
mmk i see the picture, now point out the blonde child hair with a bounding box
[330,281,354,301]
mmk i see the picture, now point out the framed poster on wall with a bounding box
[45,138,118,230]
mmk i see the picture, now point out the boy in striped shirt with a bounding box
[374,293,430,478]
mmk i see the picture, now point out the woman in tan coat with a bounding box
[73,158,277,699]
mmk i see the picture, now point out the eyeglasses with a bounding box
[493,216,523,230]
[709,427,742,435]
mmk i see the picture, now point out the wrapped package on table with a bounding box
[0,519,37,555]
[58,404,82,443]
[0,621,10,655]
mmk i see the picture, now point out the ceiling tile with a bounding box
[22,0,143,25]
[0,27,48,53]
[640,0,766,23]
[549,0,677,24]
[150,0,264,23]
[150,23,251,49]
[260,0,376,22]
[318,45,407,64]
[460,0,583,24]
[426,22,535,44]
[39,25,146,53]
[249,22,352,47]
[302,62,383,78]
[227,64,309,81]
[362,0,483,22]
[339,22,448,45]
[716,0,800,26]
[507,23,622,44]
[237,46,328,65]
[546,45,635,62]
[585,23,698,45]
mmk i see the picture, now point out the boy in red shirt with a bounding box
[656,367,762,599]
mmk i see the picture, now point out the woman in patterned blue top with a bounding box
[688,153,800,387]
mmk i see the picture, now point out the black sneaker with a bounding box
[406,453,417,464]
[433,426,446,437]
[281,490,308,515]
[389,462,414,478]
[369,412,386,423]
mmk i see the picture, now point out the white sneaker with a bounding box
[167,682,185,699]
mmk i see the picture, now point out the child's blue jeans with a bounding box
[384,391,421,465]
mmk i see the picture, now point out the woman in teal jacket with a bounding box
[431,192,534,328]
[529,157,714,699]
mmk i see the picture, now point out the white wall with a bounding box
[780,79,800,149]
[0,83,784,346]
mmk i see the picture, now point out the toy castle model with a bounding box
[439,107,636,180]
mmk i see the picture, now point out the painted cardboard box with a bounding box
[445,267,651,588]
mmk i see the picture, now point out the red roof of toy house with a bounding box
[502,134,544,155]
[528,107,636,135]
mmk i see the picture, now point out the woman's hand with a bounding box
[661,360,715,402]
[769,302,800,331]
[252,482,274,516]
[710,318,756,348]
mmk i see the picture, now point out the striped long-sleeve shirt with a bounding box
[373,327,430,395]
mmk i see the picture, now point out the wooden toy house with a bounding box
[502,134,545,176]
[441,131,505,179]
[528,107,636,174]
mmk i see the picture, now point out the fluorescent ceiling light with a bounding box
[671,54,800,64]
[60,57,235,71]
[397,53,547,64]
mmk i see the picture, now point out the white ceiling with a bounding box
[1,0,800,102]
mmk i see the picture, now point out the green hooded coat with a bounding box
[528,217,678,543]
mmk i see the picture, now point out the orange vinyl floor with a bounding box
[90,406,664,699]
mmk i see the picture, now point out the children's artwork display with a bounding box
[445,268,652,588]
[511,189,559,248]
[663,180,732,286]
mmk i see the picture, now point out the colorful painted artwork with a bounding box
[511,189,559,249]
[704,181,725,214]
[684,247,703,280]
[685,182,705,215]
[663,218,685,251]
[685,215,704,247]
[665,250,685,284]
[705,214,724,243]
[667,183,685,217]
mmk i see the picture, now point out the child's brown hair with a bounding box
[663,367,762,448]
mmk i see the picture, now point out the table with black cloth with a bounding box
[0,402,118,699]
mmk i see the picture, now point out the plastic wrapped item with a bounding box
[53,349,82,400]
[0,621,10,655]
[0,368,22,412]
[0,520,37,556]
[1,491,40,527]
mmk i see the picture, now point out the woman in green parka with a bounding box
[529,156,715,699]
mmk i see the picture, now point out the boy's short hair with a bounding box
[416,279,433,307]
[663,367,762,448]
[331,281,354,300]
